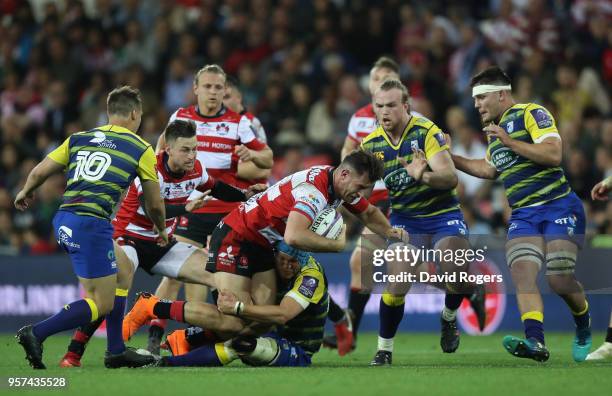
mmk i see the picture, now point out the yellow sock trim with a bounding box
[214,343,231,365]
[382,292,405,307]
[521,311,543,323]
[571,301,589,316]
[115,288,129,297]
[85,298,99,321]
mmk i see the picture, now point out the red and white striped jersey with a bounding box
[169,105,266,213]
[224,166,369,249]
[112,152,214,241]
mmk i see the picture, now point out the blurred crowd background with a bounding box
[0,0,610,255]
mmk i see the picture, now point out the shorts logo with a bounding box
[239,256,249,269]
[297,276,318,299]
[531,108,553,129]
[58,225,80,249]
[508,222,518,231]
[179,217,189,227]
[218,245,235,267]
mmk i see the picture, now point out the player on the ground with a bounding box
[151,241,328,367]
[58,119,264,367]
[14,86,165,369]
[147,65,273,352]
[586,175,612,360]
[450,66,592,362]
[121,150,407,341]
[363,79,481,366]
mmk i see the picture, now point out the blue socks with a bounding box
[379,293,405,339]
[106,289,128,355]
[33,298,98,342]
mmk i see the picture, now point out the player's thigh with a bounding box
[155,276,183,300]
[185,283,209,302]
[113,241,136,290]
[384,242,419,296]
[177,247,215,288]
[175,234,203,249]
[545,238,581,293]
[434,235,470,273]
[214,272,252,303]
[251,269,276,305]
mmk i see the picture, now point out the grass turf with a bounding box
[1,332,611,395]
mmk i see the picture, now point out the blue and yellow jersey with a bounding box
[486,103,571,209]
[48,124,158,221]
[279,256,329,356]
[360,115,460,217]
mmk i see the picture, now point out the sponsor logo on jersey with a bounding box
[298,276,318,299]
[531,108,553,129]
[490,147,518,171]
[374,152,385,161]
[433,132,446,147]
[215,123,230,135]
[383,167,414,191]
[506,121,514,133]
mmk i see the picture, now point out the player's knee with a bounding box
[220,316,245,334]
[506,243,543,271]
[92,296,114,316]
[545,251,576,278]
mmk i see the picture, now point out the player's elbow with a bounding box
[283,232,300,249]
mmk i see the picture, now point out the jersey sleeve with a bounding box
[196,162,214,192]
[424,126,449,160]
[251,116,268,144]
[291,182,328,222]
[47,137,71,166]
[167,109,179,124]
[342,196,369,214]
[524,104,560,143]
[238,115,266,150]
[347,113,361,142]
[285,260,326,308]
[136,146,159,182]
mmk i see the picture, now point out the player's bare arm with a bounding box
[217,290,304,325]
[484,124,562,167]
[237,160,272,181]
[14,157,65,211]
[591,176,612,201]
[140,180,169,246]
[445,133,498,180]
[284,211,346,252]
[355,203,407,242]
[235,144,274,169]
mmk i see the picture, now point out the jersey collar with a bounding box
[380,115,414,150]
[162,152,186,180]
[98,124,137,134]
[195,104,227,118]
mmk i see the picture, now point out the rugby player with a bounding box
[15,86,165,369]
[58,119,264,367]
[148,65,273,352]
[362,79,482,366]
[151,241,328,367]
[450,66,592,362]
[121,150,407,341]
[325,57,485,356]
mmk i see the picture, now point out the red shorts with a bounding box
[205,222,275,278]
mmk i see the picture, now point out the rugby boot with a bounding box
[469,284,487,331]
[572,326,592,362]
[59,352,81,368]
[335,309,355,356]
[16,325,46,369]
[104,347,156,368]
[440,317,460,353]
[586,342,612,361]
[370,350,392,366]
[502,335,550,362]
[122,292,159,341]
[161,330,191,356]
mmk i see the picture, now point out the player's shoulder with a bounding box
[361,125,386,145]
[222,107,244,123]
[411,114,438,131]
[299,257,326,281]
[173,105,197,120]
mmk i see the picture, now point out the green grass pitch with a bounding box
[1,332,611,395]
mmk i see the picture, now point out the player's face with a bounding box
[194,72,226,111]
[167,136,197,171]
[474,91,502,124]
[369,67,399,97]
[275,252,300,280]
[223,86,242,113]
[337,168,374,203]
[373,88,409,133]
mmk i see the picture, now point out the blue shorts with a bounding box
[269,334,312,367]
[52,210,117,279]
[507,192,586,248]
[390,210,468,249]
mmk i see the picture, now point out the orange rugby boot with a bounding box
[122,292,159,341]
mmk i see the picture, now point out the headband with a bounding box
[472,84,512,97]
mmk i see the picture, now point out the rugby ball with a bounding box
[310,208,343,240]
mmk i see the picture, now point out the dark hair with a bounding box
[194,64,226,85]
[470,66,511,88]
[107,86,142,116]
[165,120,196,144]
[378,79,409,103]
[372,56,399,74]
[342,150,384,182]
[225,75,240,89]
